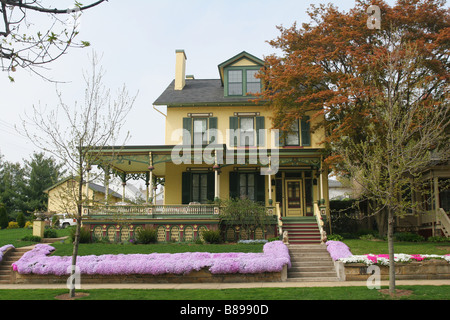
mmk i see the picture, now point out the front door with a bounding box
[285,179,302,216]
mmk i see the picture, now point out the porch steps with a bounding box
[0,246,32,284]
[281,217,322,244]
[287,244,339,282]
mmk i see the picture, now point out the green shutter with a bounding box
[229,171,239,199]
[183,117,192,145]
[207,172,215,201]
[181,172,191,204]
[255,173,265,203]
[301,116,311,146]
[255,116,265,147]
[209,117,217,144]
[229,116,238,146]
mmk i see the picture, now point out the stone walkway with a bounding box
[1,279,450,290]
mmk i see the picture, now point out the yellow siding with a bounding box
[165,105,325,149]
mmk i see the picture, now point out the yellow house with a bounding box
[84,51,329,244]
[45,177,122,216]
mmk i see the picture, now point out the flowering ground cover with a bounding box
[11,241,291,276]
[326,240,450,266]
[0,244,14,263]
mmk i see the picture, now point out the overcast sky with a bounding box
[0,0,397,164]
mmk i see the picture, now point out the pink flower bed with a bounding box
[12,242,291,276]
[0,244,15,263]
[326,240,450,265]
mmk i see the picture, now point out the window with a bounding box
[193,118,207,145]
[285,121,300,146]
[192,173,208,203]
[229,171,265,203]
[228,70,243,95]
[229,116,265,147]
[246,69,261,94]
[182,117,217,145]
[278,117,311,147]
[181,171,214,204]
[226,68,261,96]
[239,117,254,146]
[239,173,255,200]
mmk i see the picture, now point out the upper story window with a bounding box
[226,68,261,96]
[278,117,311,147]
[182,116,217,145]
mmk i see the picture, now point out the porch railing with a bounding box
[83,204,219,216]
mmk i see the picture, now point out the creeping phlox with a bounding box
[326,240,450,266]
[11,241,291,276]
[0,244,15,263]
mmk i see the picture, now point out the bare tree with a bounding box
[20,53,136,297]
[332,39,449,294]
[0,0,106,80]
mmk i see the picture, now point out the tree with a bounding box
[0,155,25,214]
[21,54,136,298]
[258,0,449,294]
[22,152,65,213]
[0,0,106,80]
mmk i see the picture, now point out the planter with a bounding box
[32,220,45,238]
[12,265,287,284]
[342,260,450,281]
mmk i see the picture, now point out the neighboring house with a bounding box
[82,50,329,244]
[328,179,353,200]
[396,160,450,238]
[45,177,122,216]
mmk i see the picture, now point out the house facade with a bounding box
[82,50,330,244]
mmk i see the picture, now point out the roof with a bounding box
[44,176,121,198]
[153,51,265,107]
[153,79,262,107]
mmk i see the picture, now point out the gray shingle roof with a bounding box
[153,79,261,106]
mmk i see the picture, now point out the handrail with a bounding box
[437,208,450,237]
[83,204,217,216]
[314,202,326,243]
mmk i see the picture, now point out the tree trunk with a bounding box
[69,214,81,298]
[387,206,396,294]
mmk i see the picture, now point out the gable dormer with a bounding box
[218,51,264,97]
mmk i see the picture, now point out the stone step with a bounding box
[286,277,339,282]
[288,271,338,278]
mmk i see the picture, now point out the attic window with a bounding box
[228,70,243,95]
[226,68,261,96]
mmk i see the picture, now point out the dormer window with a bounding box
[226,68,261,96]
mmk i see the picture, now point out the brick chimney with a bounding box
[174,49,187,90]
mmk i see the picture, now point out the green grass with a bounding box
[1,286,449,300]
[343,239,450,255]
[49,241,265,256]
[0,227,71,248]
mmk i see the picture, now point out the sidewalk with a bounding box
[1,279,450,290]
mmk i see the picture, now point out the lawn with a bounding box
[0,228,71,248]
[1,286,449,300]
[343,239,450,256]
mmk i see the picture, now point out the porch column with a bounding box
[85,164,91,204]
[433,176,440,237]
[213,150,219,201]
[104,167,110,204]
[268,156,273,205]
[121,172,127,202]
[145,172,150,204]
[148,152,154,204]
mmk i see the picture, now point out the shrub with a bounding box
[135,227,157,244]
[21,235,42,242]
[7,221,19,229]
[44,229,58,238]
[394,232,425,242]
[327,234,344,241]
[427,236,449,243]
[201,229,222,244]
[0,204,7,230]
[16,212,25,228]
[69,226,91,244]
[24,221,33,229]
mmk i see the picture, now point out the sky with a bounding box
[0,0,397,164]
